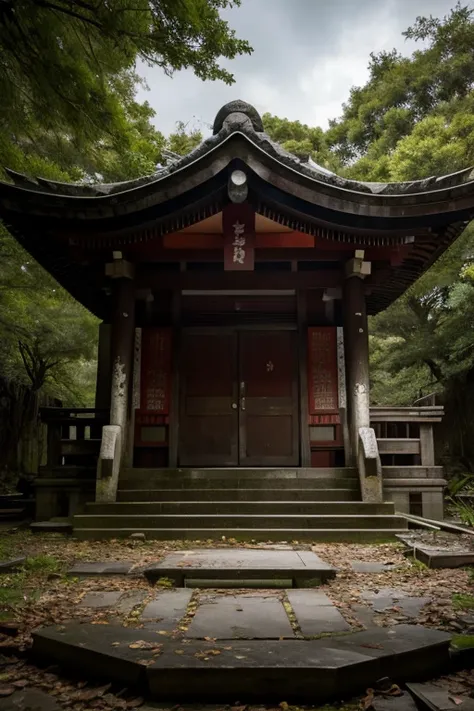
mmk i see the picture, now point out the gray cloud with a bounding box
[136,0,460,136]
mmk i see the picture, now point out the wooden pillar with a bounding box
[297,290,311,467]
[343,275,370,462]
[168,291,181,468]
[95,323,111,410]
[109,273,135,449]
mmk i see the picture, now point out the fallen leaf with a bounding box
[129,641,157,650]
[360,643,384,650]
[174,650,184,655]
[0,687,15,697]
[362,688,375,710]
[127,697,144,707]
[111,642,121,647]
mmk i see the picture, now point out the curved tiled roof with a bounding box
[4,99,474,200]
[0,100,474,317]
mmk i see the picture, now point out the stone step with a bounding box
[73,513,406,530]
[117,488,360,502]
[118,477,360,491]
[122,467,357,480]
[120,467,358,489]
[87,501,394,516]
[32,622,452,702]
[73,526,408,542]
[143,549,336,585]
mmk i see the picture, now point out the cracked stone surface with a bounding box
[141,589,193,629]
[186,594,295,639]
[361,588,431,616]
[286,589,351,635]
[79,591,123,609]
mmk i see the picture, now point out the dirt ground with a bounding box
[1,530,474,710]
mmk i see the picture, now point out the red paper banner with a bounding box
[140,328,172,414]
[307,327,339,414]
[223,203,255,271]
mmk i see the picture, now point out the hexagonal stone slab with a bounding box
[31,622,452,703]
[0,689,62,711]
[287,590,351,635]
[32,623,166,686]
[186,594,294,639]
[327,624,451,680]
[144,548,335,587]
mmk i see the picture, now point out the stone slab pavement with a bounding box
[186,594,295,639]
[73,582,433,639]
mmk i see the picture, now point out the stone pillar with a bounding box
[343,274,370,462]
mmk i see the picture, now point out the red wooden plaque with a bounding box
[307,327,339,414]
[223,203,255,271]
[140,328,172,414]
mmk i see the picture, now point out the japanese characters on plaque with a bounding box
[140,328,171,413]
[307,327,339,413]
[223,203,255,271]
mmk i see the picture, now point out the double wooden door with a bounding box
[179,330,299,466]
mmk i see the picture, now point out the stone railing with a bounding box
[370,405,444,468]
[40,407,109,469]
[358,427,383,502]
[96,425,122,503]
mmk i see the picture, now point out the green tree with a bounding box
[166,121,204,157]
[326,3,474,178]
[0,0,251,182]
[262,113,340,171]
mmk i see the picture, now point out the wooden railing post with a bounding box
[46,421,61,468]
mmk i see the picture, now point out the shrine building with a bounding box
[0,100,468,540]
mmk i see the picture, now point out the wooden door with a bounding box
[239,331,299,466]
[179,332,238,466]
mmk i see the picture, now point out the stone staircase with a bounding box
[73,468,409,541]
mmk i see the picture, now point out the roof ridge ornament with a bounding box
[213,100,264,135]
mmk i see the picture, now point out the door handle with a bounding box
[240,381,246,411]
[231,403,238,410]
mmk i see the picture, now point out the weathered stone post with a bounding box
[343,255,383,502]
[96,259,135,502]
[343,261,370,462]
[109,264,135,440]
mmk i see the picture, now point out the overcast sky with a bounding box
[136,0,461,137]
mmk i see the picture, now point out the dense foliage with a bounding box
[0,0,242,413]
[3,1,474,474]
[262,4,474,471]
